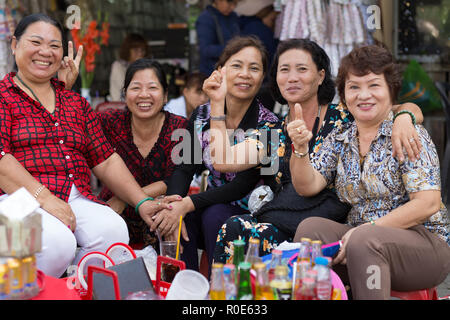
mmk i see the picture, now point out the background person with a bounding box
[164,71,209,119]
[196,0,240,76]
[109,33,149,101]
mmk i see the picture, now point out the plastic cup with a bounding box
[160,241,179,282]
[165,270,210,300]
[160,241,177,258]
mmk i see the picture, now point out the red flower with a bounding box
[71,19,109,87]
[100,22,110,46]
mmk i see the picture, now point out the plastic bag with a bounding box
[248,185,274,214]
[398,60,442,113]
[134,245,157,281]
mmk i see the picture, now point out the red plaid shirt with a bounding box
[0,73,114,202]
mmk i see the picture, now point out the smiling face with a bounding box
[224,46,265,102]
[12,21,63,83]
[125,68,167,119]
[344,72,392,127]
[276,49,325,107]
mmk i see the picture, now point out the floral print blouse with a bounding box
[312,112,449,245]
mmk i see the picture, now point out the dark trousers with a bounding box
[181,203,248,277]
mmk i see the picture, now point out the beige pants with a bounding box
[294,217,450,300]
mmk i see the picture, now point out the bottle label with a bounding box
[274,288,291,300]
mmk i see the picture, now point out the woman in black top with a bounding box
[150,37,281,276]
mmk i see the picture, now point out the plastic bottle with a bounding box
[268,249,282,282]
[296,277,316,300]
[314,256,332,300]
[298,237,312,266]
[311,240,323,267]
[269,265,292,300]
[210,263,226,300]
[253,262,274,300]
[0,258,10,300]
[244,238,262,268]
[292,260,310,300]
[237,262,253,300]
[223,265,237,300]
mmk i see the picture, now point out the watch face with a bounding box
[187,0,198,4]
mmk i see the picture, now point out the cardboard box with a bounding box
[0,188,42,258]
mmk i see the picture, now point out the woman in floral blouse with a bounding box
[291,45,450,299]
[150,36,281,276]
[212,39,424,264]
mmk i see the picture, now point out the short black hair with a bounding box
[123,58,168,94]
[14,13,66,47]
[269,39,335,106]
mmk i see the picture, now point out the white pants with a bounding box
[0,185,129,278]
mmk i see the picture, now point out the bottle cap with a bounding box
[212,263,224,269]
[312,240,323,245]
[253,262,267,270]
[233,239,245,246]
[224,264,235,271]
[249,238,260,245]
[271,249,282,255]
[301,237,312,243]
[314,257,328,266]
[239,262,252,270]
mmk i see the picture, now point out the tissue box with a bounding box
[0,188,42,258]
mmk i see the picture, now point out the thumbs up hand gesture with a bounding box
[287,103,313,154]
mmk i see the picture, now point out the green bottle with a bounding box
[232,239,245,268]
[237,262,253,300]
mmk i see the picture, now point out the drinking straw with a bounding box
[176,215,182,260]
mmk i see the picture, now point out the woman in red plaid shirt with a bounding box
[0,14,177,278]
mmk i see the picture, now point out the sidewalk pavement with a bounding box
[437,273,450,299]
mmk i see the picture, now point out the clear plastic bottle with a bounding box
[311,240,323,267]
[244,238,262,268]
[296,277,316,300]
[223,264,237,300]
[292,260,310,300]
[268,249,282,282]
[314,256,332,300]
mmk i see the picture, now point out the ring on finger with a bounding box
[296,127,302,134]
[409,138,415,143]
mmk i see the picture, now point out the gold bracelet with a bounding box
[34,185,46,199]
[291,144,308,158]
